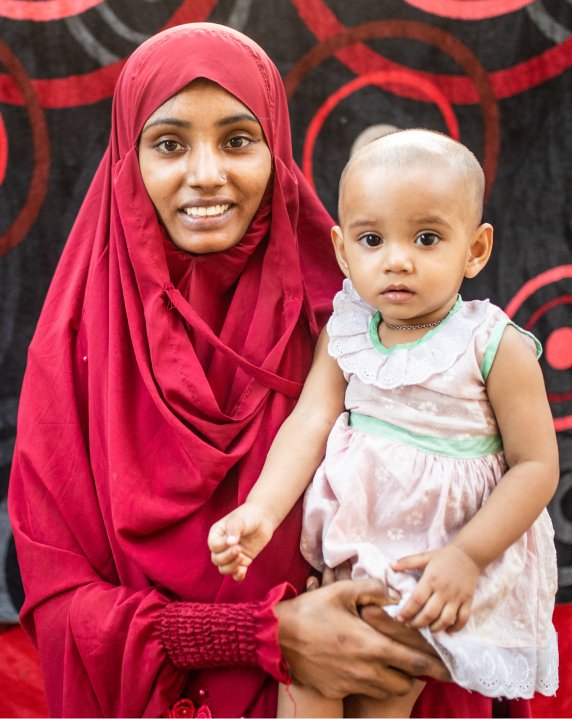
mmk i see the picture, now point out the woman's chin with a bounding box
[168,230,244,255]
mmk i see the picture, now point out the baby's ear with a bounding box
[331,226,350,278]
[465,223,493,279]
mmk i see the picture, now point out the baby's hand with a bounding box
[391,543,481,633]
[208,503,274,582]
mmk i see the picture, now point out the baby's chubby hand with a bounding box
[391,543,481,633]
[208,502,275,582]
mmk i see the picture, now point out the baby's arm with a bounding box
[208,328,347,580]
[393,325,559,632]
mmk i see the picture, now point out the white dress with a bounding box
[301,279,558,699]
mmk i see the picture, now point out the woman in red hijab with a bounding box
[8,22,527,719]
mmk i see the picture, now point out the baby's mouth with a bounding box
[382,287,415,301]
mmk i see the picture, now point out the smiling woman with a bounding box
[138,80,272,254]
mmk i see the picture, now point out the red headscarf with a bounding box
[9,23,341,718]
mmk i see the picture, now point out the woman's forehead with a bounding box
[142,80,261,134]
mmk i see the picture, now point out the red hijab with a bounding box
[9,23,341,718]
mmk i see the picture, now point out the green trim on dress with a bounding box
[480,321,542,380]
[349,412,503,458]
[369,295,463,354]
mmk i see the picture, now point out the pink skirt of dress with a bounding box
[301,413,558,699]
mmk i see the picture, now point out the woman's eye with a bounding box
[156,139,183,153]
[415,233,440,247]
[358,233,382,248]
[226,135,253,149]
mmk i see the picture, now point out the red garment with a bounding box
[8,21,529,719]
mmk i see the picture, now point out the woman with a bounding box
[8,23,523,718]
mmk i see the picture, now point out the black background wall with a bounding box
[1,0,571,639]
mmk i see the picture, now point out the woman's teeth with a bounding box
[183,204,229,218]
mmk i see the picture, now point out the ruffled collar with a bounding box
[327,278,488,388]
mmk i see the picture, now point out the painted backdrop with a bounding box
[1,0,571,713]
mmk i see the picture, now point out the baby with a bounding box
[209,129,559,717]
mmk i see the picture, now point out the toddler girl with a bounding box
[208,129,559,717]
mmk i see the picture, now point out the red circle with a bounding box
[521,295,572,332]
[545,328,572,371]
[0,113,7,186]
[0,0,104,22]
[403,0,535,20]
[302,69,459,193]
[0,41,50,256]
[0,0,218,108]
[505,265,572,432]
[289,0,572,104]
[285,20,500,202]
[505,266,572,318]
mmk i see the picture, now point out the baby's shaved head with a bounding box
[339,129,485,228]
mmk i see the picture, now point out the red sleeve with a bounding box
[161,583,294,683]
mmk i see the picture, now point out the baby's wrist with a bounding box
[243,497,280,534]
[450,540,486,572]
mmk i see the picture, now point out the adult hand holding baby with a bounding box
[274,577,450,702]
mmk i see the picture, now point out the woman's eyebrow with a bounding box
[142,117,190,132]
[143,113,259,133]
[216,113,259,126]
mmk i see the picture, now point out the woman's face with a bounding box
[138,80,272,254]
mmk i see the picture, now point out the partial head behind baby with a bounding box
[331,128,494,344]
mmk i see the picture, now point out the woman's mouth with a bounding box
[182,203,230,218]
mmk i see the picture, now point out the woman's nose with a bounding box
[185,145,226,189]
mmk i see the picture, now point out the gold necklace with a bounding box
[383,317,444,331]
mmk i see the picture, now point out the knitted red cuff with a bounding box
[161,600,258,669]
[161,583,295,682]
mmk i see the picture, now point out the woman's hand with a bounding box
[273,578,450,701]
[391,543,480,633]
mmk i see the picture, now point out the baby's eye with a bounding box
[358,233,382,248]
[226,135,253,149]
[415,233,440,247]
[156,139,184,154]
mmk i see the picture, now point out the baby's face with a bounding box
[333,159,478,328]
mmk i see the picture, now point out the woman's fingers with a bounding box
[333,561,353,582]
[331,656,414,700]
[275,578,450,700]
[360,605,450,681]
[321,566,336,586]
[306,560,353,591]
[306,574,320,592]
